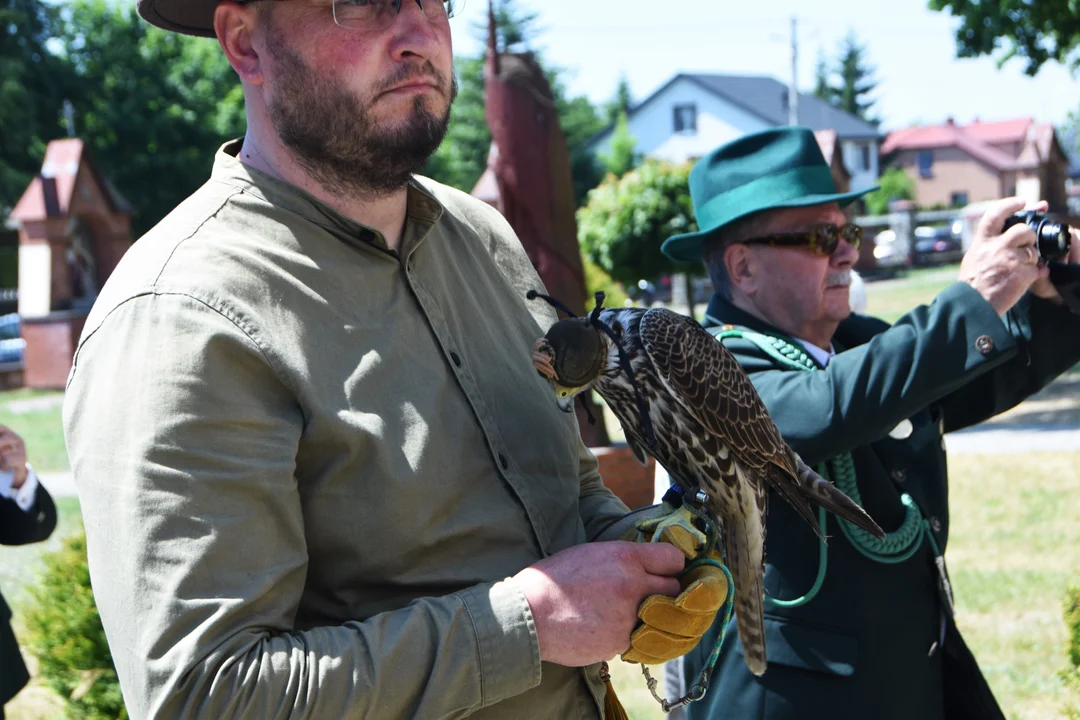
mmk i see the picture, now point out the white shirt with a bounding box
[793,337,837,368]
[0,465,40,512]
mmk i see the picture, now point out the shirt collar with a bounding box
[703,293,839,369]
[792,337,836,367]
[209,138,444,254]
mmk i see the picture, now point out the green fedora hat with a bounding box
[661,126,879,263]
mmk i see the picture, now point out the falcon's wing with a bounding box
[638,308,794,473]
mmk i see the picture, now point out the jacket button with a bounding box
[891,468,907,483]
[975,335,994,355]
[498,453,509,470]
[450,352,462,367]
[930,516,943,533]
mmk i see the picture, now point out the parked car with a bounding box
[872,229,908,269]
[912,225,964,267]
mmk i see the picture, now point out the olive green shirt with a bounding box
[63,140,629,719]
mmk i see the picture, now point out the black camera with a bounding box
[1001,211,1080,314]
[1002,211,1072,263]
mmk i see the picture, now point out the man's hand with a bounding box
[513,541,684,667]
[1031,224,1080,304]
[959,197,1049,315]
[0,425,29,489]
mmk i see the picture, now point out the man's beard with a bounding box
[265,28,456,198]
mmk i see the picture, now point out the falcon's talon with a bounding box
[637,505,709,560]
[532,339,558,379]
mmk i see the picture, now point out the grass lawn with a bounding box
[863,265,959,324]
[0,388,69,472]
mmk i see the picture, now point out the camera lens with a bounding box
[1036,220,1071,263]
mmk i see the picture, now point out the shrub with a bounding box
[1065,583,1080,718]
[583,258,629,308]
[20,533,127,719]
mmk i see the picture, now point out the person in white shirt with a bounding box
[0,425,56,719]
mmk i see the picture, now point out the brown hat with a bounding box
[137,0,219,37]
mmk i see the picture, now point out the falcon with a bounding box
[528,290,885,676]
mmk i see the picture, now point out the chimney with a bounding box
[945,116,955,126]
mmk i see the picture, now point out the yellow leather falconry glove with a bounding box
[592,504,731,665]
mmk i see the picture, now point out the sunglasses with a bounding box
[741,223,863,255]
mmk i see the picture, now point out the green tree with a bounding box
[599,111,638,178]
[0,0,73,211]
[833,31,879,125]
[470,0,541,54]
[864,167,915,215]
[603,73,634,126]
[929,0,1080,76]
[53,0,246,236]
[424,56,490,192]
[812,48,837,105]
[576,160,698,286]
[426,2,605,206]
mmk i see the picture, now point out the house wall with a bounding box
[840,139,880,194]
[890,146,1003,208]
[592,77,772,165]
[1044,151,1068,213]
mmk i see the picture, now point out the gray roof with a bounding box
[590,72,882,147]
[684,74,882,139]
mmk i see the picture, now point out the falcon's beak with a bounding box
[555,387,575,413]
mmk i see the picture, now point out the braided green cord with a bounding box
[713,328,930,605]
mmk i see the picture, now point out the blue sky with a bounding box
[450,0,1080,134]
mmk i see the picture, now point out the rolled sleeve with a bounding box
[456,578,542,706]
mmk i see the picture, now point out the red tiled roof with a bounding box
[12,138,85,221]
[882,122,1018,170]
[960,118,1032,144]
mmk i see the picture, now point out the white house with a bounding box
[589,73,884,194]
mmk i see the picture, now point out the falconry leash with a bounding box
[706,324,955,617]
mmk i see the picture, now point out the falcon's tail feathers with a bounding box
[777,450,886,539]
[725,515,768,677]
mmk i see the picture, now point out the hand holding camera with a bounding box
[1013,211,1080,313]
[959,198,1051,316]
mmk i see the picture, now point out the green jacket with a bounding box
[63,140,628,719]
[681,283,1080,720]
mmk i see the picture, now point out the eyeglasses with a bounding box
[331,0,461,31]
[741,223,863,255]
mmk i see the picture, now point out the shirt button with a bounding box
[975,335,994,355]
[450,352,462,367]
[891,468,907,483]
[498,453,509,470]
[930,516,943,533]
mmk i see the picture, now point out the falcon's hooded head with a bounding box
[528,291,611,412]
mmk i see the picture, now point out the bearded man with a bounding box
[664,127,1080,720]
[61,2,703,717]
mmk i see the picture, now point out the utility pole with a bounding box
[788,16,799,126]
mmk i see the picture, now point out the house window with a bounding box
[673,104,697,135]
[950,191,969,207]
[917,150,933,178]
[860,144,872,172]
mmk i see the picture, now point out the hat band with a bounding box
[694,166,837,232]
